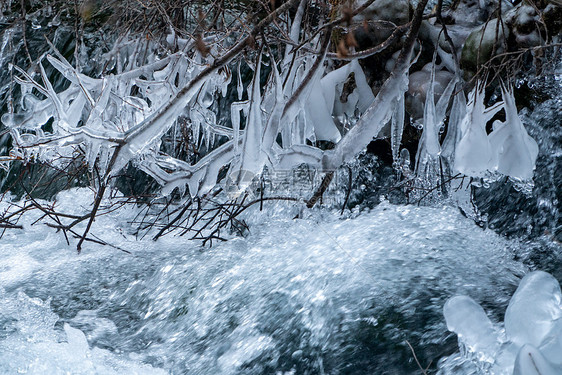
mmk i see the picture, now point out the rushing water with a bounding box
[0,188,534,374]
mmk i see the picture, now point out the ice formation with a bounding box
[0,5,539,200]
[443,271,562,374]
[489,85,539,181]
[452,82,538,182]
[414,60,456,183]
[453,83,502,177]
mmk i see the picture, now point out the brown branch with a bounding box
[326,24,409,60]
[306,171,335,209]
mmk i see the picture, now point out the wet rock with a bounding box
[355,0,411,26]
[353,0,413,88]
[406,65,455,121]
[543,4,562,35]
[460,18,510,78]
[505,5,544,48]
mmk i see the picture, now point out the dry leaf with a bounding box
[195,34,210,57]
[337,39,349,58]
[346,32,358,48]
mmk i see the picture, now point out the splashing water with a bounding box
[0,188,531,374]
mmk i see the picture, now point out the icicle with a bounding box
[441,84,466,172]
[233,52,264,190]
[86,139,102,171]
[488,84,538,180]
[454,83,504,177]
[231,101,249,154]
[414,57,441,177]
[391,93,405,168]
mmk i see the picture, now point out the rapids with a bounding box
[0,188,531,374]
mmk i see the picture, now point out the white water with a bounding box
[0,188,534,374]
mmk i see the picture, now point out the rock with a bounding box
[356,0,411,26]
[406,66,455,121]
[505,5,544,48]
[353,0,412,49]
[460,18,510,78]
[543,3,562,37]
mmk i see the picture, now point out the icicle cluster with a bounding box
[1,35,230,195]
[411,68,539,195]
[452,83,538,183]
[0,4,539,201]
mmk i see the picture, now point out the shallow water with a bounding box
[0,189,533,374]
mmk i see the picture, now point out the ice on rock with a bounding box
[444,295,500,362]
[505,271,562,348]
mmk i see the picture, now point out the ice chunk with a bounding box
[513,344,562,375]
[443,271,562,374]
[539,319,562,365]
[64,323,90,358]
[505,271,562,348]
[443,295,499,363]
